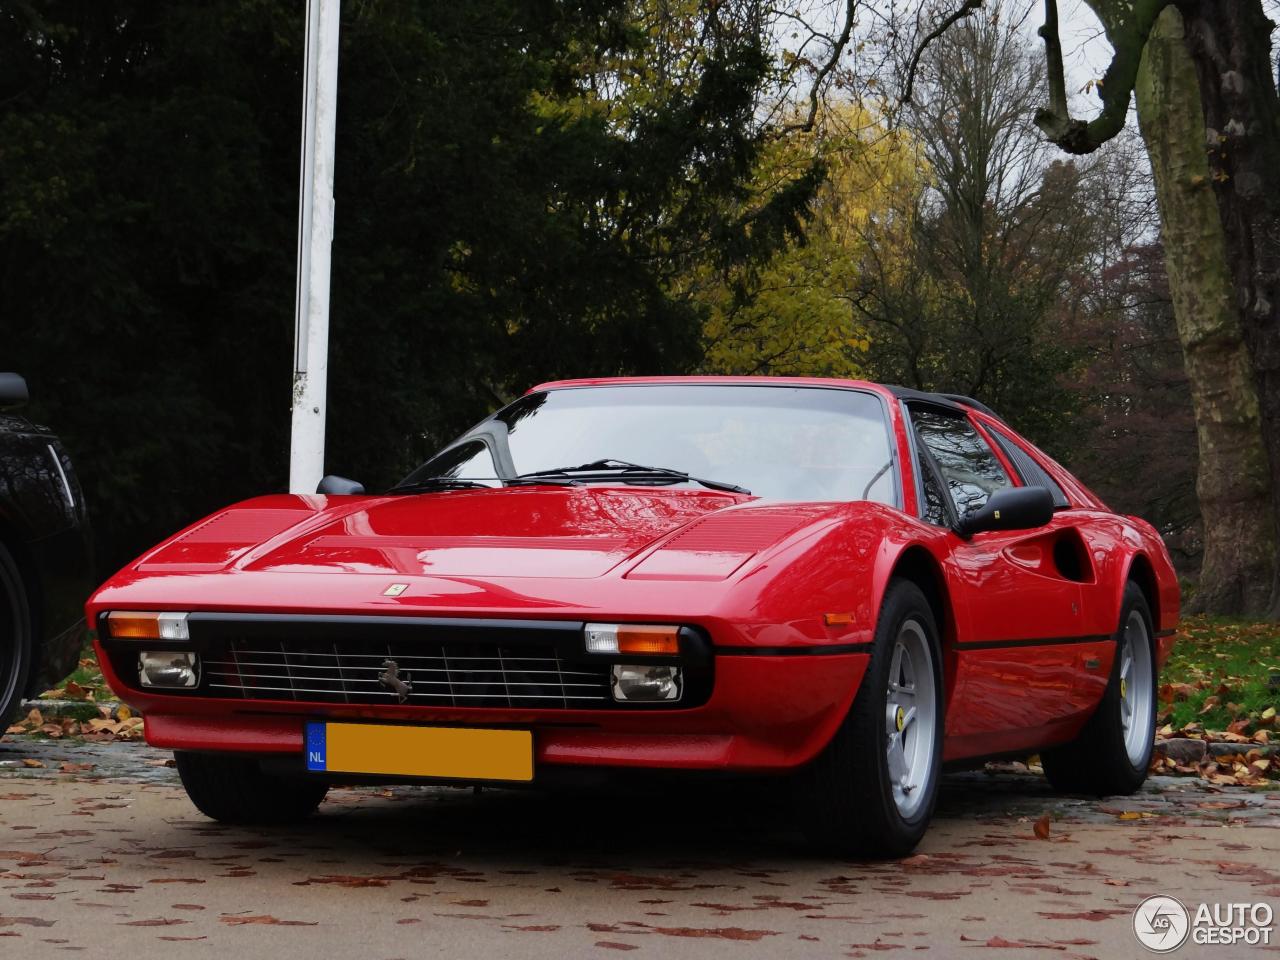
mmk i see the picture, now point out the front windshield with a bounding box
[408,384,897,503]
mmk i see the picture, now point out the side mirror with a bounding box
[0,373,29,410]
[316,474,365,495]
[956,486,1054,539]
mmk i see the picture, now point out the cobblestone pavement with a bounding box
[2,734,1278,959]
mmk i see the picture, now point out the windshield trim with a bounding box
[409,383,901,508]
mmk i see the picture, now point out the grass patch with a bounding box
[41,642,110,703]
[1160,616,1279,735]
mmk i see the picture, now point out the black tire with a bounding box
[797,579,944,859]
[0,542,34,730]
[175,751,329,824]
[1042,582,1155,796]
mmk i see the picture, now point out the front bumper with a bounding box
[109,651,869,773]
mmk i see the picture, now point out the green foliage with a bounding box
[0,0,807,572]
[1160,616,1279,734]
[697,105,921,377]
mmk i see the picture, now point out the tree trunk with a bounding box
[1178,0,1280,618]
[1135,6,1278,615]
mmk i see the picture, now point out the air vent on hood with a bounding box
[179,509,306,543]
[626,507,819,582]
[138,509,308,571]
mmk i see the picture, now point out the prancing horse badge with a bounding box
[378,660,413,703]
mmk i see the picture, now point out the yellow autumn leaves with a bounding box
[697,103,927,377]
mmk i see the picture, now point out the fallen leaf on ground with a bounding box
[1033,814,1051,840]
[306,875,389,888]
[1038,910,1128,921]
[219,914,317,926]
[651,927,778,941]
[0,916,56,928]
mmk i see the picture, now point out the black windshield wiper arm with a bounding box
[387,477,495,494]
[515,460,751,495]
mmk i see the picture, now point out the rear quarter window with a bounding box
[984,424,1071,509]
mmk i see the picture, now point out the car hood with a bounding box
[136,486,787,580]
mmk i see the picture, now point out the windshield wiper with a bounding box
[387,477,496,494]
[513,459,751,495]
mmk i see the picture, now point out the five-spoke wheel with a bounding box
[1042,581,1156,796]
[800,579,943,859]
[1118,608,1154,767]
[885,620,937,820]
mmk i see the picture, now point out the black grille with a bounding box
[203,639,612,708]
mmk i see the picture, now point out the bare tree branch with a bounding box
[900,0,984,105]
[1033,0,1174,153]
[780,0,856,134]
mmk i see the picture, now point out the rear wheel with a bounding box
[1042,582,1155,796]
[797,580,943,858]
[175,752,329,824]
[0,542,33,730]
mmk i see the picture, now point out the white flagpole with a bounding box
[289,0,341,493]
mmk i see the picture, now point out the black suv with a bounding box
[0,373,93,725]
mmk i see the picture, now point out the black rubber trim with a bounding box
[714,642,873,656]
[99,613,715,709]
[956,634,1112,651]
[1155,628,1175,638]
[189,612,585,639]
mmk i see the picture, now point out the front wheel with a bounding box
[797,579,944,858]
[1042,582,1156,796]
[175,751,329,824]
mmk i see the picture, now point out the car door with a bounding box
[907,404,1092,746]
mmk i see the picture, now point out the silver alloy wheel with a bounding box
[885,619,937,818]
[1119,609,1154,765]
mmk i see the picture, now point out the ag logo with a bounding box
[1133,895,1190,953]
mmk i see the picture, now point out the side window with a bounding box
[427,441,500,485]
[910,407,1010,517]
[985,425,1071,509]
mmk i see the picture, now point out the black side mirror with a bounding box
[0,373,29,410]
[956,486,1054,539]
[316,474,365,495]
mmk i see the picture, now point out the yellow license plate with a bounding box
[305,722,533,782]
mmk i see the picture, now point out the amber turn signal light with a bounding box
[584,623,680,655]
[106,611,190,641]
[616,625,680,655]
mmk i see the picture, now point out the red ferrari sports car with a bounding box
[87,377,1178,856]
